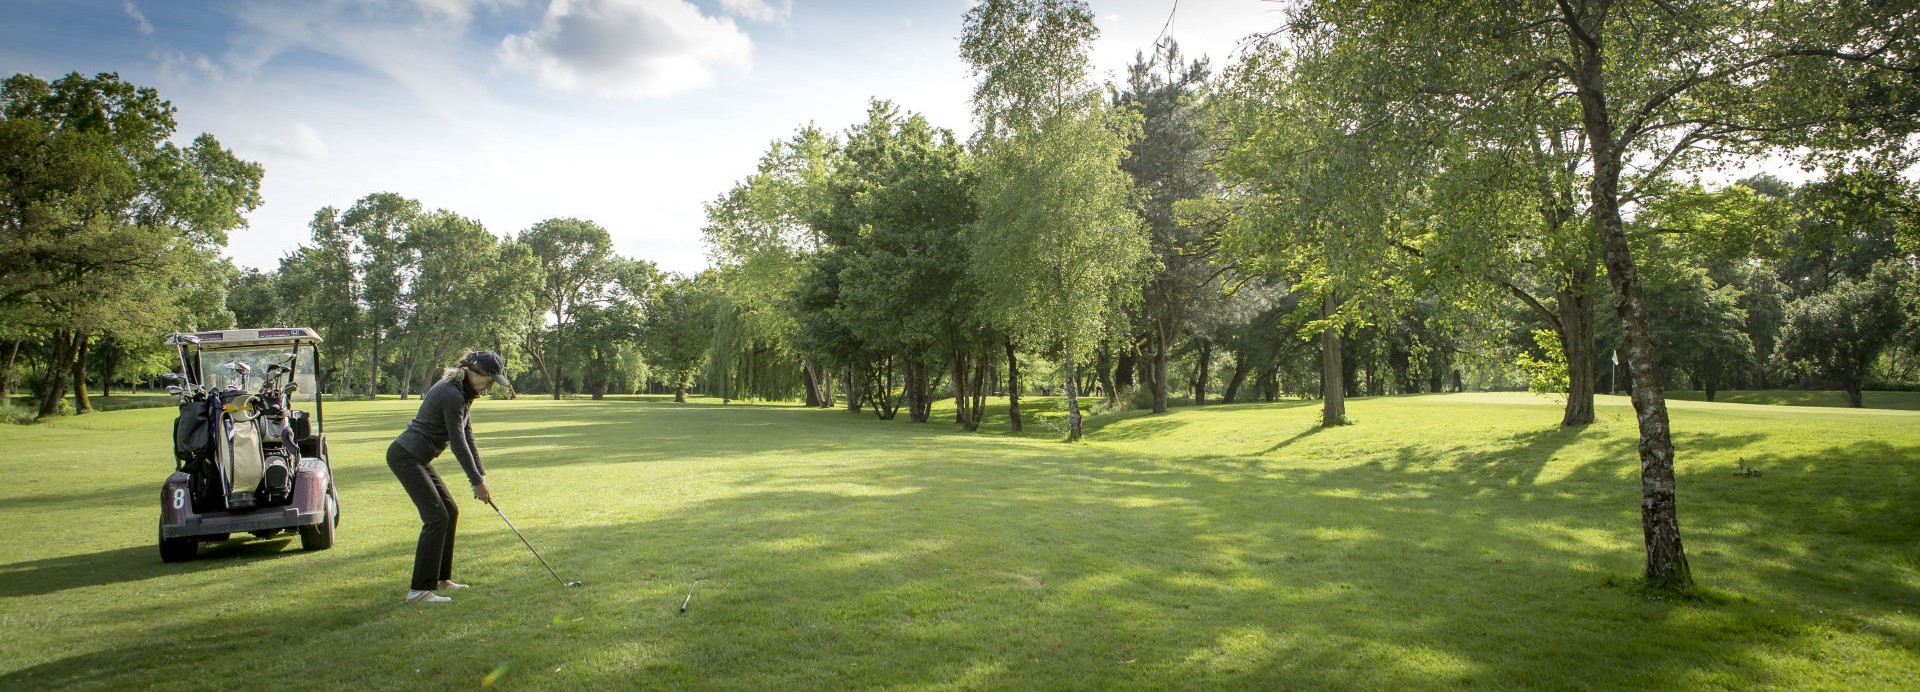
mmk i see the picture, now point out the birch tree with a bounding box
[960,0,1153,441]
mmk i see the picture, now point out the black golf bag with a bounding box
[173,394,225,512]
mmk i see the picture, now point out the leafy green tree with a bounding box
[823,101,986,425]
[1203,35,1432,427]
[1730,263,1791,390]
[961,0,1154,441]
[339,192,422,398]
[485,236,543,398]
[226,266,282,329]
[640,272,716,402]
[1778,168,1914,300]
[395,209,507,397]
[0,72,261,417]
[1516,329,1571,396]
[1642,181,1798,390]
[1779,260,1908,408]
[280,207,364,395]
[572,258,656,399]
[520,217,615,398]
[1631,255,1753,402]
[1112,41,1226,415]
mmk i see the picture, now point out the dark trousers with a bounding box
[388,441,457,591]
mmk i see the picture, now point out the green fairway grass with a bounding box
[1,391,1916,689]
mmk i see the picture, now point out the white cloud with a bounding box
[220,1,513,126]
[498,0,753,99]
[123,1,154,35]
[152,47,225,83]
[718,0,790,22]
[244,121,330,162]
[407,0,493,24]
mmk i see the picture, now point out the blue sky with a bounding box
[1,0,1284,274]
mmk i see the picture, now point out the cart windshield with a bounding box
[196,345,318,403]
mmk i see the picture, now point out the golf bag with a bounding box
[173,395,225,512]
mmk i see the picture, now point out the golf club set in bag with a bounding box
[169,348,303,512]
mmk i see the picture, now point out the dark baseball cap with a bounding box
[470,350,512,389]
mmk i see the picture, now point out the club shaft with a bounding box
[681,580,701,612]
[488,501,568,587]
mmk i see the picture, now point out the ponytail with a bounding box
[441,349,477,382]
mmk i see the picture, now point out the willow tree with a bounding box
[702,127,839,406]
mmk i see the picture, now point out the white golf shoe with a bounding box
[405,590,451,603]
[437,580,470,590]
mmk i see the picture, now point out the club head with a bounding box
[566,581,583,588]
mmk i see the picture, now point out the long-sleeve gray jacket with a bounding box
[394,376,487,486]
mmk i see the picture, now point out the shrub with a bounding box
[2,403,37,425]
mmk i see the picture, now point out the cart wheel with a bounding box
[300,490,337,551]
[159,524,196,563]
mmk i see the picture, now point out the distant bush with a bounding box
[3,402,40,425]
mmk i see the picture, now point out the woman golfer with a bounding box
[388,350,509,604]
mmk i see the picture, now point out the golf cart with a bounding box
[158,328,339,562]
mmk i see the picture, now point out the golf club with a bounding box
[485,499,582,588]
[680,578,705,614]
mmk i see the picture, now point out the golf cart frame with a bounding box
[158,328,339,562]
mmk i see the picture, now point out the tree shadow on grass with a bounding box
[1084,417,1189,442]
[1257,423,1330,456]
[0,537,308,598]
[0,579,402,690]
[0,479,167,514]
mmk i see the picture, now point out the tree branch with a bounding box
[1390,239,1561,330]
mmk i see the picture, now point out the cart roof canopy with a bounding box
[182,328,323,349]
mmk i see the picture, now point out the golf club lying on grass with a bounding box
[485,499,582,588]
[680,579,705,614]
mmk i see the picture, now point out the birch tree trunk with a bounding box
[1571,31,1690,588]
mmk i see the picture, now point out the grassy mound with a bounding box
[0,392,1914,688]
